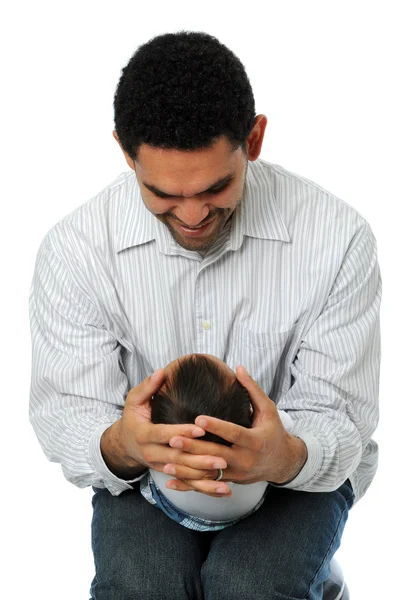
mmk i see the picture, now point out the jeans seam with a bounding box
[305,505,349,599]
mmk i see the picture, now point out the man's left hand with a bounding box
[163,365,308,497]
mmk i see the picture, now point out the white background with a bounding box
[1,1,396,598]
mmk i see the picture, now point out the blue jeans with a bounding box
[90,479,355,600]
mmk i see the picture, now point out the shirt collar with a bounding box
[115,159,291,254]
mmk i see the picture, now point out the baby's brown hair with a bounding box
[150,355,253,446]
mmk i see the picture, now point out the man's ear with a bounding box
[112,130,122,147]
[112,130,136,170]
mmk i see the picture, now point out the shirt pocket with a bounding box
[229,323,291,397]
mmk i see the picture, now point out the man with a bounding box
[29,31,381,599]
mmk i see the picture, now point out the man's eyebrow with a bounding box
[142,173,234,198]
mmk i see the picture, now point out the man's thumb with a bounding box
[126,368,165,406]
[236,365,274,416]
[150,368,165,387]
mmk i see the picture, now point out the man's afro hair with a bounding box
[113,30,256,160]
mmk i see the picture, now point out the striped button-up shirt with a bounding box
[29,158,382,504]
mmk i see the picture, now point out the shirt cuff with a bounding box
[269,431,324,489]
[88,423,148,496]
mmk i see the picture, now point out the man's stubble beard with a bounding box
[162,165,248,252]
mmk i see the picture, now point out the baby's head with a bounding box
[150,354,253,446]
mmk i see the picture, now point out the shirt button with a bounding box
[202,320,211,330]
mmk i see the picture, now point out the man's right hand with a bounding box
[100,368,208,480]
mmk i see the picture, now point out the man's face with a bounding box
[121,136,249,251]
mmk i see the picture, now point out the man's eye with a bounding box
[153,184,228,199]
[211,185,228,194]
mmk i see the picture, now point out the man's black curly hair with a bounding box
[113,30,256,161]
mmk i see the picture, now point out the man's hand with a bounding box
[100,369,227,490]
[163,365,308,496]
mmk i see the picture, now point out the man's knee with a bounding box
[91,526,204,599]
[90,561,203,600]
[202,549,317,600]
[91,488,206,599]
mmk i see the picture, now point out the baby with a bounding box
[140,353,293,531]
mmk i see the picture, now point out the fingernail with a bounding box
[167,483,177,490]
[196,417,208,428]
[164,465,176,475]
[151,369,163,380]
[170,439,183,448]
[216,486,229,494]
[213,461,227,469]
[192,427,205,437]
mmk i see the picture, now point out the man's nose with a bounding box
[174,199,211,227]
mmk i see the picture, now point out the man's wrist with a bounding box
[100,420,147,480]
[269,435,308,486]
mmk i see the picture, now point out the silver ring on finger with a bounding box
[214,468,223,481]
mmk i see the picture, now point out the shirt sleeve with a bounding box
[275,222,382,493]
[29,234,145,496]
